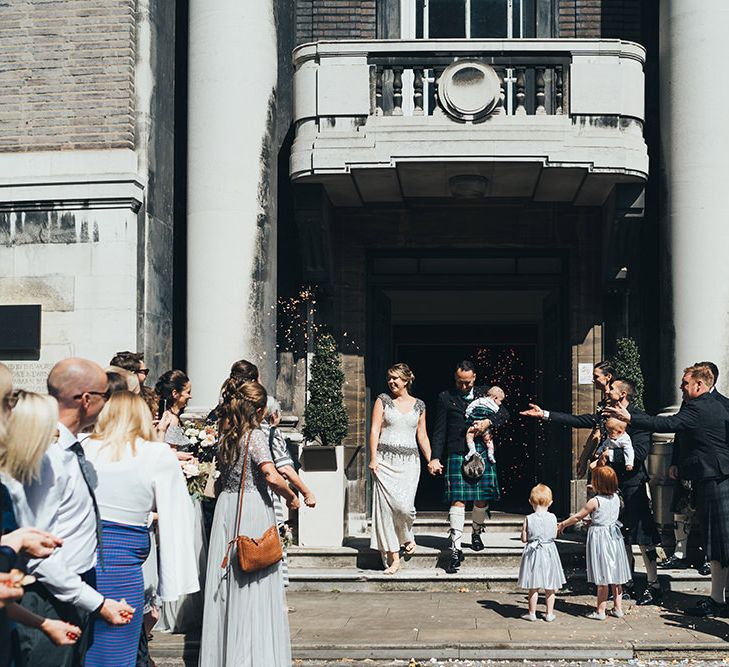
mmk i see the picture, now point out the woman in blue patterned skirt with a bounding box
[83,392,199,667]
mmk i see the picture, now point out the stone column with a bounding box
[186,0,278,408]
[660,1,729,399]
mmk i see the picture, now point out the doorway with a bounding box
[396,327,540,512]
[365,251,570,512]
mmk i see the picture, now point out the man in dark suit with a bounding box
[429,360,510,573]
[605,364,729,617]
[521,378,662,605]
[660,361,728,576]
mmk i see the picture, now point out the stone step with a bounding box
[287,566,713,593]
[289,534,585,570]
[407,511,525,534]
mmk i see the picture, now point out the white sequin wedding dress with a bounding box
[370,394,425,554]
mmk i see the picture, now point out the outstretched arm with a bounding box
[520,403,598,429]
[557,497,598,533]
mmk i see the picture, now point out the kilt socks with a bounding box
[448,506,465,551]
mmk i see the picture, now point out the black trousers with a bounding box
[14,568,97,667]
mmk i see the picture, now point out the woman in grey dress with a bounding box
[199,379,300,667]
[368,363,432,575]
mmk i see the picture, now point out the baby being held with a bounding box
[593,417,634,471]
[465,386,505,465]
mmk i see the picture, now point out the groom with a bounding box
[429,360,510,573]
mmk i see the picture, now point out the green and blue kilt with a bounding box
[445,441,500,503]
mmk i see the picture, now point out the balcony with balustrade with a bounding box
[290,39,648,206]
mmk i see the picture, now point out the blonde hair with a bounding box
[1,391,58,484]
[0,363,11,403]
[529,483,553,507]
[90,391,157,461]
[605,417,626,433]
[487,386,505,400]
[0,362,13,444]
[387,363,415,390]
[106,366,141,394]
[684,365,715,388]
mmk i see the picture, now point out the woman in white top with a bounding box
[83,391,198,667]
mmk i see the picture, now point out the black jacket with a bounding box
[633,392,729,482]
[549,403,651,484]
[432,386,510,460]
[671,389,729,472]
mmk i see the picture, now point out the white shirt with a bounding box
[598,431,635,467]
[83,437,200,601]
[3,423,103,612]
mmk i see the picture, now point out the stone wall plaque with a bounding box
[5,361,54,392]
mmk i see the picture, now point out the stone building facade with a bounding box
[1,1,726,525]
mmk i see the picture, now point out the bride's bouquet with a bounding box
[181,459,218,500]
[183,421,218,461]
[180,418,220,499]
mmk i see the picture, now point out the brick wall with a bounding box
[0,0,136,152]
[296,0,376,44]
[558,0,601,38]
[558,0,642,40]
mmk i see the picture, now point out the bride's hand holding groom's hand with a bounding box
[427,459,443,476]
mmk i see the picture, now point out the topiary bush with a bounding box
[613,337,645,411]
[302,333,349,446]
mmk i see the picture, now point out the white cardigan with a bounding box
[83,437,200,602]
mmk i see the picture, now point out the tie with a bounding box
[69,442,104,569]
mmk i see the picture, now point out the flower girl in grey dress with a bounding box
[518,484,566,622]
[558,466,632,620]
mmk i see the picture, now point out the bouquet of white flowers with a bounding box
[181,459,219,500]
[180,418,220,498]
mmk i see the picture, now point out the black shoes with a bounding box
[445,548,462,574]
[636,586,662,606]
[686,597,726,618]
[659,555,690,570]
[471,532,485,551]
[697,560,711,576]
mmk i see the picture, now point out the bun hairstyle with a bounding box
[217,378,268,468]
[229,359,259,383]
[593,360,616,379]
[154,369,190,418]
[387,363,415,391]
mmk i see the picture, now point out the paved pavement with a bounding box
[150,589,729,665]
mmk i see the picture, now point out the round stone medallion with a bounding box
[438,60,500,121]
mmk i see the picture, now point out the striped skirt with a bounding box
[86,520,150,667]
[271,492,289,586]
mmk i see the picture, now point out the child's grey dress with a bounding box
[586,493,632,585]
[517,511,566,590]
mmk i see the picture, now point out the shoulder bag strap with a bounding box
[221,430,252,569]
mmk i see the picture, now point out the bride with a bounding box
[368,363,432,574]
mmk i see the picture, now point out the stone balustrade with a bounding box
[291,39,647,206]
